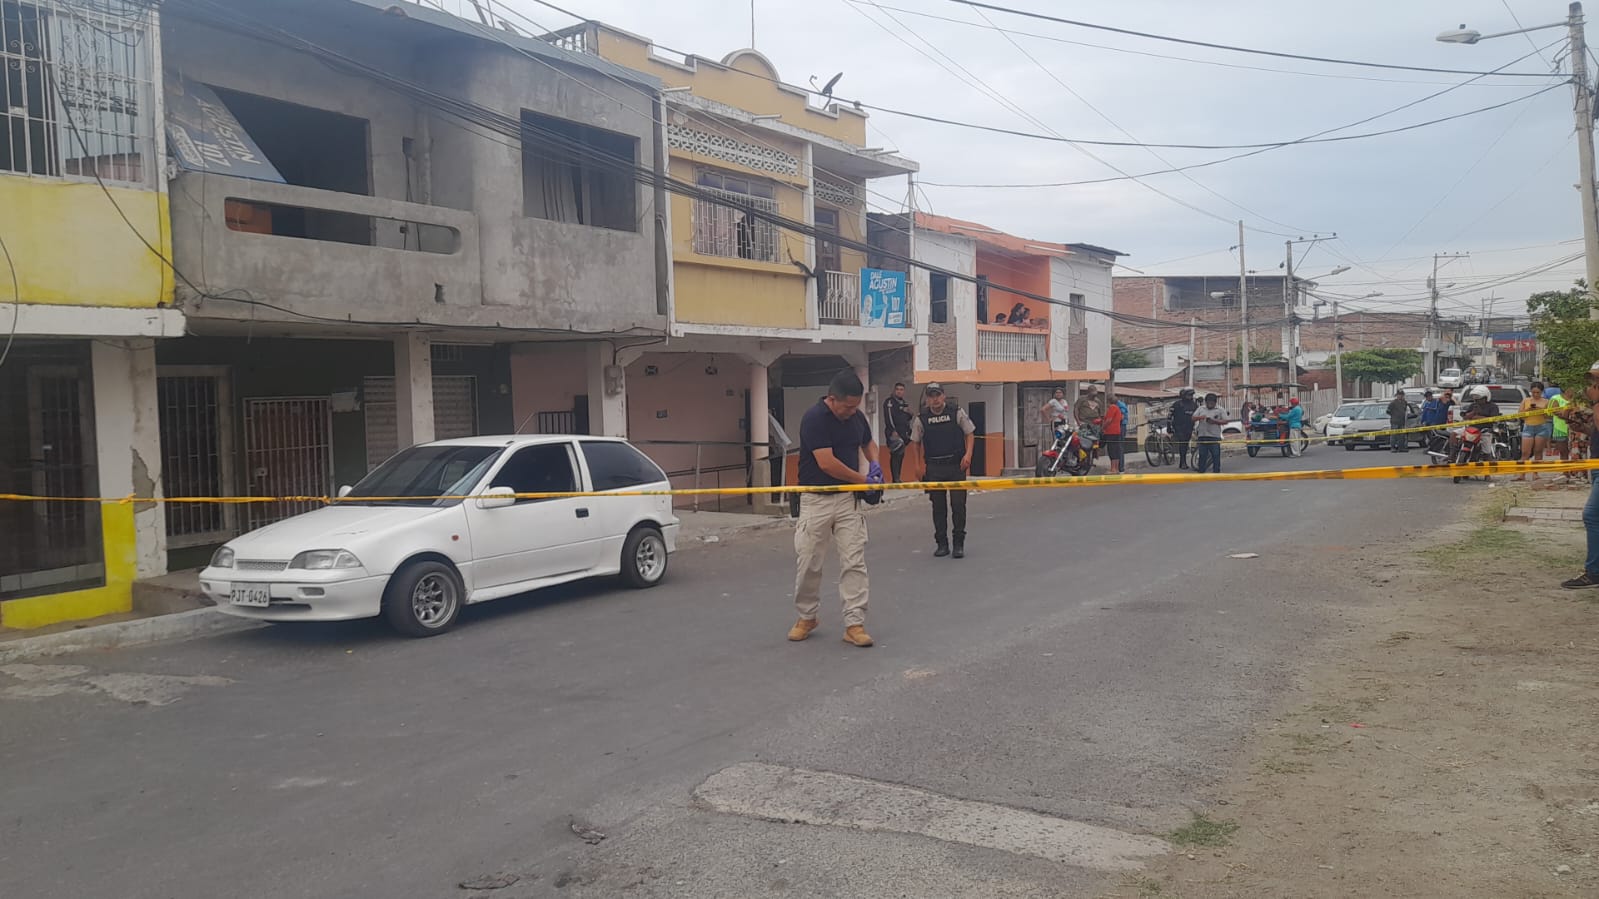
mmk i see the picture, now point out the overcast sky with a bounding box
[483,0,1591,318]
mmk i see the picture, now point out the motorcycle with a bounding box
[1035,421,1096,477]
[1445,422,1515,483]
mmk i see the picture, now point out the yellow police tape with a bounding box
[1211,407,1547,446]
[3,458,1597,505]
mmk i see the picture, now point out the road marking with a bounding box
[694,762,1169,873]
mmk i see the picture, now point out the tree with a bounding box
[1530,280,1599,393]
[1111,339,1149,369]
[1336,348,1422,385]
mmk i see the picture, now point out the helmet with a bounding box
[1468,385,1491,401]
[1179,387,1195,398]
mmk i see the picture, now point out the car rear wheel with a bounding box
[621,526,668,589]
[382,560,463,637]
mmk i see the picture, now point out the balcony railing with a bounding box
[977,325,1048,362]
[820,270,861,325]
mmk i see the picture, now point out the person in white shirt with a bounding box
[1192,392,1228,473]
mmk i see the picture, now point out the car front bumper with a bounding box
[201,568,389,622]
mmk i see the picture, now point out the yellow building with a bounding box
[0,0,180,629]
[544,23,920,498]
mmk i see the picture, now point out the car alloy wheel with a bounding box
[411,572,457,629]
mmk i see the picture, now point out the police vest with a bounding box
[920,407,965,459]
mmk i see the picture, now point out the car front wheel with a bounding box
[383,560,463,637]
[621,526,669,589]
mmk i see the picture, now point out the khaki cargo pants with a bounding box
[793,492,869,627]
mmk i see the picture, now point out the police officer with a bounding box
[910,383,976,559]
[883,382,914,482]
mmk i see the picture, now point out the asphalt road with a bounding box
[1,447,1462,898]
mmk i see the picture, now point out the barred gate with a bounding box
[243,397,332,530]
[157,367,235,547]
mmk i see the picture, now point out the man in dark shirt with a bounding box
[1386,392,1411,453]
[790,369,880,648]
[882,382,913,483]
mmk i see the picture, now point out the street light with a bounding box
[1440,3,1599,320]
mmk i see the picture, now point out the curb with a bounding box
[0,608,266,664]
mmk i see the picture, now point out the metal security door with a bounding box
[26,365,100,570]
[362,376,478,472]
[244,397,332,530]
[158,366,236,546]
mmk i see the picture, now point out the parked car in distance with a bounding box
[1437,368,1464,389]
[1325,401,1423,449]
[202,436,681,637]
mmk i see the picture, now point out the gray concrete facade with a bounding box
[164,0,666,337]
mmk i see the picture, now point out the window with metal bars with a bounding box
[692,169,780,263]
[1,0,153,184]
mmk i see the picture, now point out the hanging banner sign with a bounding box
[164,74,284,182]
[860,269,908,328]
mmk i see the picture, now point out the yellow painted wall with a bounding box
[0,504,135,629]
[593,28,866,145]
[0,177,173,308]
[669,156,808,328]
[674,261,807,328]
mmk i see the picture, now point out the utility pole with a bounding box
[1332,300,1344,398]
[1570,2,1599,319]
[1238,220,1249,400]
[1428,252,1469,383]
[1188,317,1196,388]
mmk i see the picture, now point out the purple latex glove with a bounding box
[867,461,884,484]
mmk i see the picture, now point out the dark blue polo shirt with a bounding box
[798,398,872,486]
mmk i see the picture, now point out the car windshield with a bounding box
[1352,404,1389,419]
[1332,404,1362,417]
[1442,369,1461,377]
[344,445,502,506]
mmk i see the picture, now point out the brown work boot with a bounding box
[787,618,819,641]
[842,625,874,647]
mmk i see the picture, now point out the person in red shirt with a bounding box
[1102,389,1125,474]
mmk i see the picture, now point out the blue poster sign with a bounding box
[860,268,908,328]
[164,74,284,182]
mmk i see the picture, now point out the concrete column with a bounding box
[749,361,771,489]
[1002,382,1020,471]
[853,362,878,461]
[394,333,435,448]
[91,339,166,578]
[585,342,628,438]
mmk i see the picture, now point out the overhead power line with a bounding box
[947,0,1567,78]
[849,1,1554,86]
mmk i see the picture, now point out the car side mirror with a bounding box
[337,485,353,498]
[476,486,517,510]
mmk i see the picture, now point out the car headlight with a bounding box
[288,549,363,570]
[211,546,235,569]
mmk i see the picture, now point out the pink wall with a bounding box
[627,353,751,507]
[510,345,590,434]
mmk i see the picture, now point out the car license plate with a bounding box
[230,584,271,607]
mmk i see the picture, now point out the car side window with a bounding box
[581,441,668,492]
[490,443,578,502]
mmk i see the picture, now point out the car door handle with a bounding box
[575,508,590,519]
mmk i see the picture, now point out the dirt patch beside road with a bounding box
[1111,483,1599,898]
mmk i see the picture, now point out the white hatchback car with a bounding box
[202,436,680,636]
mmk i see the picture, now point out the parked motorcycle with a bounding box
[1035,422,1096,477]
